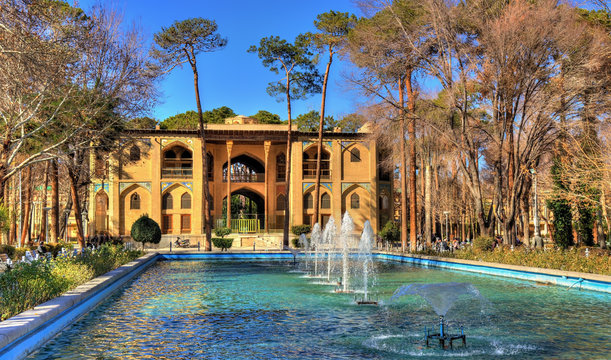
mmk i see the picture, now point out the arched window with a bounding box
[162,146,192,178]
[162,193,173,210]
[181,192,191,209]
[321,193,331,209]
[304,193,313,209]
[276,153,286,181]
[350,148,361,162]
[129,145,141,161]
[350,193,360,209]
[130,193,140,209]
[276,194,286,211]
[303,148,330,179]
[379,195,389,210]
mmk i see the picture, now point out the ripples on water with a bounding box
[28,260,611,359]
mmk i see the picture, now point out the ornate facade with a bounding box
[88,117,393,244]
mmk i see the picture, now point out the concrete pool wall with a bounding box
[0,251,609,359]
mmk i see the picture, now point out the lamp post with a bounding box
[529,168,542,249]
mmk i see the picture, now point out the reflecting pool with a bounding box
[29,260,611,359]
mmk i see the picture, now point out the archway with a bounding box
[223,154,265,183]
[222,188,265,231]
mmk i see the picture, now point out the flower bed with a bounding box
[0,244,143,321]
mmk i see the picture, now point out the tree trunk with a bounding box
[601,190,609,249]
[191,59,212,250]
[67,166,84,248]
[9,176,16,245]
[424,159,432,247]
[398,79,408,252]
[39,161,50,242]
[20,166,32,245]
[521,189,530,247]
[405,72,417,251]
[313,50,333,226]
[50,159,59,242]
[283,76,293,248]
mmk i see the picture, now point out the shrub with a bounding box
[0,244,16,259]
[131,215,161,249]
[291,237,302,248]
[212,237,233,251]
[380,221,400,244]
[0,203,10,233]
[473,236,495,252]
[214,227,231,238]
[547,198,574,249]
[291,225,311,236]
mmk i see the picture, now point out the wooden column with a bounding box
[226,141,233,229]
[264,141,271,233]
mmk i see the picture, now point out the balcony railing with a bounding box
[222,173,265,183]
[162,168,193,178]
[302,160,330,179]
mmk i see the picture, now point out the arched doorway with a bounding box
[95,191,108,234]
[222,188,265,232]
[223,154,265,183]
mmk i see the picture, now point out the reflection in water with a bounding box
[28,260,611,360]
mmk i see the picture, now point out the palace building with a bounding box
[88,116,393,247]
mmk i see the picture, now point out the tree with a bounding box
[131,214,161,250]
[127,117,158,129]
[152,18,227,250]
[337,113,366,133]
[248,36,322,246]
[250,110,283,124]
[294,111,336,131]
[160,107,237,129]
[301,10,356,226]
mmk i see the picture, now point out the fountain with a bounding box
[391,282,484,349]
[322,216,337,283]
[337,212,354,293]
[311,223,322,277]
[356,220,377,305]
[299,234,310,273]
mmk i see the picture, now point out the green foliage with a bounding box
[13,247,28,261]
[126,116,157,129]
[577,205,595,246]
[250,110,283,124]
[291,225,312,236]
[548,198,574,249]
[214,227,231,238]
[160,107,237,129]
[291,238,302,248]
[0,244,15,259]
[379,221,400,244]
[473,236,495,252]
[130,215,162,248]
[337,113,366,133]
[0,244,143,321]
[247,35,321,102]
[0,204,10,233]
[294,110,336,131]
[211,237,233,251]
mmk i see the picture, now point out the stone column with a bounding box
[264,141,271,232]
[226,141,233,229]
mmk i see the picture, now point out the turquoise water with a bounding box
[29,260,611,359]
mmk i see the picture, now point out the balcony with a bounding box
[162,168,193,178]
[302,160,330,179]
[223,173,265,183]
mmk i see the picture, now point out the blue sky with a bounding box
[77,0,369,122]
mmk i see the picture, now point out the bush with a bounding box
[214,227,231,238]
[131,215,161,249]
[547,198,573,249]
[291,237,302,248]
[291,225,311,236]
[13,247,28,261]
[473,236,495,252]
[212,237,233,251]
[0,244,16,259]
[380,221,400,244]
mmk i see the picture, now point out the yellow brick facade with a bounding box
[88,120,393,241]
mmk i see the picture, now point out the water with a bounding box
[28,260,611,359]
[311,223,321,277]
[391,282,484,316]
[323,217,337,282]
[357,221,376,302]
[339,212,354,292]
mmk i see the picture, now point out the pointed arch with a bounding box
[181,192,191,209]
[162,193,173,210]
[130,192,141,209]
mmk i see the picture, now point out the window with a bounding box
[379,195,389,210]
[162,214,172,234]
[350,193,360,209]
[276,153,286,181]
[181,192,191,209]
[276,194,286,211]
[350,148,361,162]
[162,146,192,178]
[181,214,191,233]
[321,193,331,209]
[162,193,173,210]
[304,193,313,209]
[129,145,141,161]
[130,193,140,210]
[206,153,214,180]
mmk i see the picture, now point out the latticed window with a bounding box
[181,192,191,209]
[304,193,313,209]
[350,193,360,209]
[276,153,286,181]
[162,193,173,210]
[181,214,191,233]
[276,194,286,211]
[350,148,361,162]
[130,193,140,210]
[321,193,331,209]
[129,145,141,161]
[162,214,172,234]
